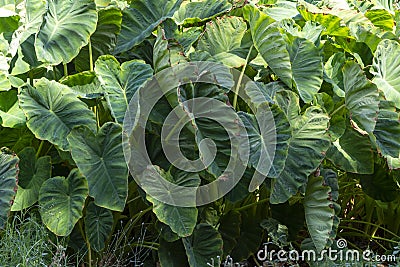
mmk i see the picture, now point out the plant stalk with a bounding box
[89,38,94,72]
[233,45,253,110]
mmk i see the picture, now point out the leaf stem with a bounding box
[36,141,44,158]
[234,197,269,212]
[63,63,68,77]
[330,103,345,117]
[233,45,253,110]
[89,38,94,72]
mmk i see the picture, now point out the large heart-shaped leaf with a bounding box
[245,6,323,103]
[19,78,97,151]
[182,223,223,266]
[327,124,374,174]
[174,0,232,26]
[343,61,379,133]
[297,2,350,37]
[196,16,250,68]
[142,166,199,237]
[371,39,400,108]
[0,89,26,128]
[373,100,400,158]
[39,169,88,236]
[244,6,292,86]
[238,102,291,187]
[218,210,241,256]
[11,147,51,211]
[95,55,153,123]
[159,238,189,267]
[68,122,128,212]
[0,127,33,153]
[304,176,335,253]
[35,0,98,65]
[84,202,113,252]
[114,0,182,54]
[0,147,18,229]
[270,105,330,204]
[153,28,187,73]
[75,7,122,72]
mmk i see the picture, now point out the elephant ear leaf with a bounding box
[67,122,128,212]
[114,0,183,54]
[95,55,153,124]
[174,0,232,26]
[19,78,97,151]
[0,148,19,229]
[84,202,113,253]
[343,61,379,133]
[304,175,335,253]
[270,106,330,204]
[11,147,51,211]
[374,100,400,159]
[142,166,199,237]
[371,39,400,109]
[35,0,98,65]
[182,223,223,266]
[39,169,88,236]
[245,5,323,103]
[75,7,122,72]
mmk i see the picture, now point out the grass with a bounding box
[0,211,76,267]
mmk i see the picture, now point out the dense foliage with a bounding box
[0,0,400,266]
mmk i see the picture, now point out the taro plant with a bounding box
[0,0,399,266]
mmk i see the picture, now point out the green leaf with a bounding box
[371,39,400,108]
[245,81,286,106]
[357,162,399,202]
[270,106,330,204]
[304,175,335,253]
[231,204,264,261]
[297,2,350,37]
[19,78,97,151]
[0,127,33,153]
[174,0,232,26]
[344,61,379,133]
[0,89,26,128]
[159,238,189,267]
[286,35,323,103]
[218,210,241,256]
[162,19,202,53]
[95,55,153,123]
[327,125,374,174]
[11,147,51,211]
[75,7,122,72]
[182,223,223,266]
[153,28,186,73]
[365,9,394,31]
[39,169,88,236]
[114,0,182,54]
[142,166,199,237]
[262,0,299,21]
[238,102,291,185]
[35,0,98,65]
[68,122,128,212]
[0,148,18,229]
[324,52,346,97]
[245,6,323,103]
[374,100,400,158]
[196,16,250,68]
[60,71,104,99]
[84,202,113,252]
[244,5,292,86]
[271,202,305,240]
